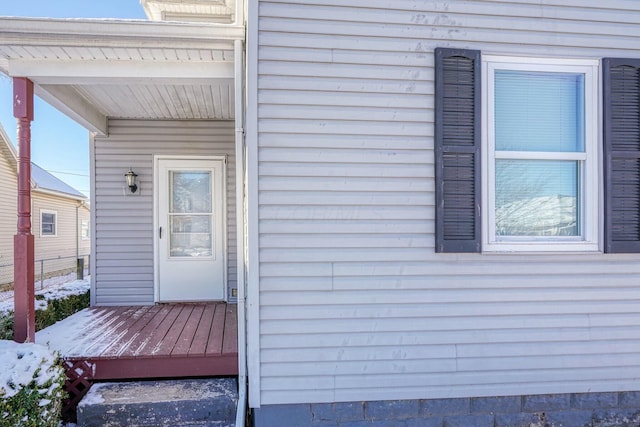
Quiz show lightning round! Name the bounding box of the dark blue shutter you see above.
[434,48,481,253]
[603,58,640,253]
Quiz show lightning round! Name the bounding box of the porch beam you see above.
[8,60,235,83]
[13,77,35,344]
[37,85,108,135]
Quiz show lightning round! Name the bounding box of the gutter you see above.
[31,186,86,202]
[234,38,248,427]
[0,17,245,47]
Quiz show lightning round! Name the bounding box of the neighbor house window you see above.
[482,57,599,252]
[81,220,89,240]
[41,210,57,237]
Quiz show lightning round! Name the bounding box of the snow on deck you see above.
[35,303,238,380]
[35,305,149,357]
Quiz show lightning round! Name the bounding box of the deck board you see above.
[206,303,226,355]
[100,306,160,358]
[188,303,216,357]
[122,305,172,357]
[78,306,135,356]
[172,304,204,356]
[139,305,183,357]
[36,302,238,380]
[222,305,238,355]
[156,305,193,357]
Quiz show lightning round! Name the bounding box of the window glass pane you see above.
[170,171,212,214]
[81,221,89,239]
[495,70,584,152]
[42,213,56,235]
[495,160,578,237]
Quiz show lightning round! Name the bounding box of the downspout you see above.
[234,38,248,427]
[76,202,80,260]
[235,0,245,31]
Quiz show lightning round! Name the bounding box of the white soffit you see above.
[0,17,243,133]
[142,0,236,23]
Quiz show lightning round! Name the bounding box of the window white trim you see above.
[81,220,90,241]
[40,209,58,237]
[481,56,600,252]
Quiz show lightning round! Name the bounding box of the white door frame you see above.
[153,154,228,302]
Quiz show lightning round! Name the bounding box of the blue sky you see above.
[0,1,148,197]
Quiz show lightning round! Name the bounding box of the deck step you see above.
[76,378,238,427]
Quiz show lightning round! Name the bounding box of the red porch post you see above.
[13,77,35,343]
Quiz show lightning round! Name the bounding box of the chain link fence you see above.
[0,254,90,291]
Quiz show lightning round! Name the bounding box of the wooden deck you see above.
[36,302,238,381]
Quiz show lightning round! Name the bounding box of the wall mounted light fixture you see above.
[124,168,138,193]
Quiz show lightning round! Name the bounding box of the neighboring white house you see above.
[0,125,89,287]
[3,1,640,425]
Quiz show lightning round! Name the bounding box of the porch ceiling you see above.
[0,17,242,134]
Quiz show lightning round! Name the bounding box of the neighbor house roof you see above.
[30,163,86,200]
[0,124,16,171]
[0,124,86,201]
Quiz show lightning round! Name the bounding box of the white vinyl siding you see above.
[253,0,640,406]
[32,193,86,280]
[0,139,88,286]
[92,119,237,305]
[0,146,16,285]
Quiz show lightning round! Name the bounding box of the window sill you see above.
[482,242,600,253]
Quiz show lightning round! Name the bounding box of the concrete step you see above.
[77,377,238,427]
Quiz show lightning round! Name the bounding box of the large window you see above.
[41,210,57,237]
[483,57,599,252]
[435,49,640,254]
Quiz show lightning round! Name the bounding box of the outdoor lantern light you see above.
[124,168,138,193]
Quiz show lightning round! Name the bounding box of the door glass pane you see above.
[169,171,214,257]
[495,160,578,237]
[495,70,584,152]
[171,172,212,213]
[170,218,212,257]
[171,216,211,233]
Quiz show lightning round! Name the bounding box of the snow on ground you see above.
[0,340,61,398]
[0,271,88,303]
[1,274,90,427]
[0,277,90,316]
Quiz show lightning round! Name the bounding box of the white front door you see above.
[157,158,225,302]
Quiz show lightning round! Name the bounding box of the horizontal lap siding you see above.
[93,120,236,305]
[32,193,84,278]
[256,0,640,405]
[0,150,16,285]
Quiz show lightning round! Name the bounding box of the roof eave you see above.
[0,125,17,170]
[0,17,244,47]
[33,186,87,202]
